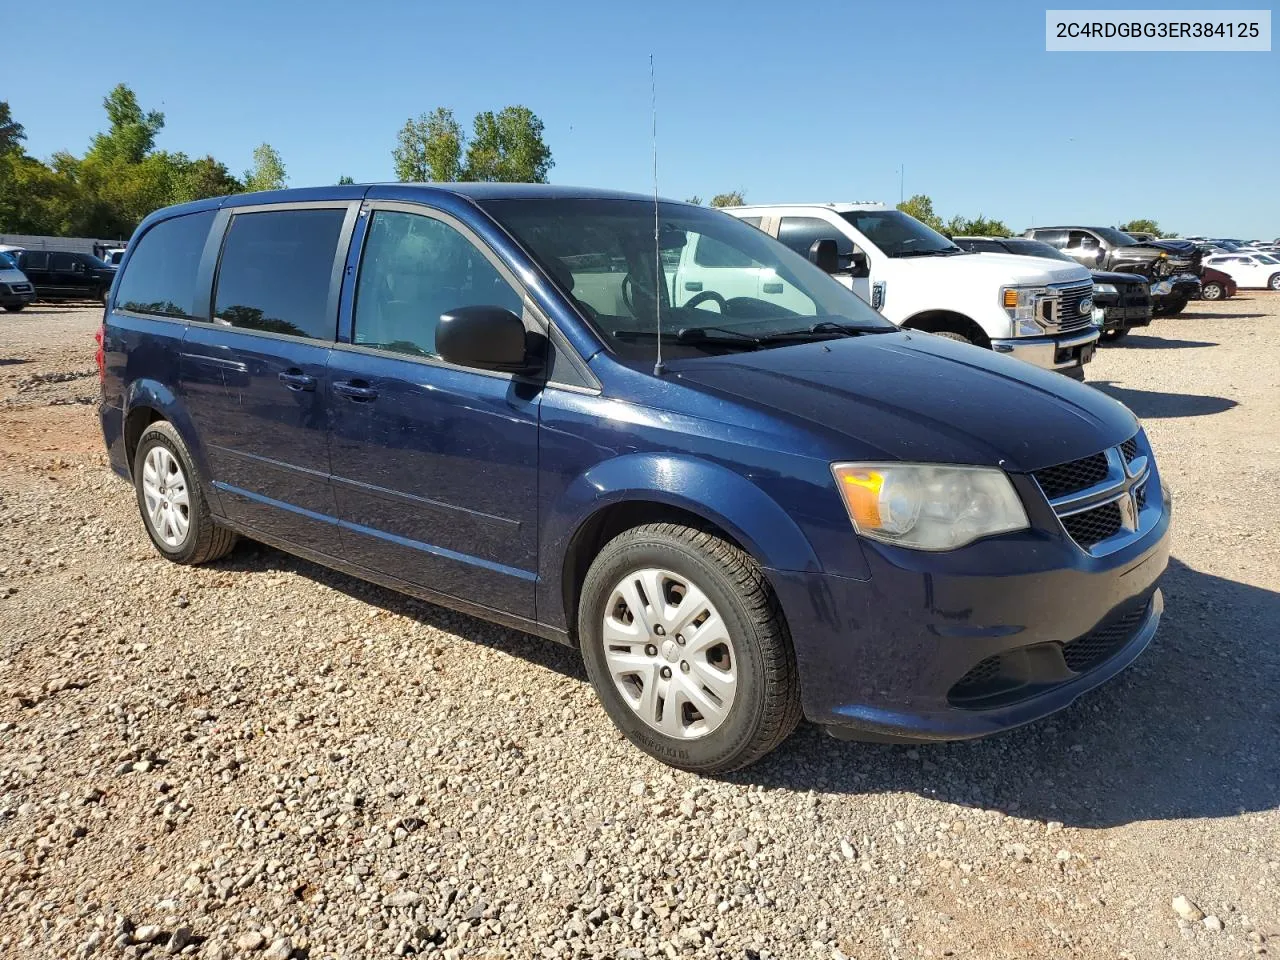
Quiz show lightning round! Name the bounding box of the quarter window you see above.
[115,210,215,318]
[213,208,347,340]
[352,210,523,359]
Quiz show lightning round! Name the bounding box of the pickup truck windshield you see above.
[838,210,962,258]
[0,253,16,270]
[483,198,895,364]
[1092,227,1138,247]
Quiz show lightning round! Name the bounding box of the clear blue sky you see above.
[7,0,1277,238]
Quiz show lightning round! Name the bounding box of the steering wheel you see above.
[621,273,636,312]
[684,290,728,312]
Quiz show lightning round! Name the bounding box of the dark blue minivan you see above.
[99,184,1171,772]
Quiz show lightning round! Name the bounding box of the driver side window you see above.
[1068,230,1098,249]
[353,211,523,359]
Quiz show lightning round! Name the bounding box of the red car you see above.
[1198,266,1237,301]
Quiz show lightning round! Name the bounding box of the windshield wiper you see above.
[892,247,963,258]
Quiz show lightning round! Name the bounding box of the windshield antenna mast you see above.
[650,54,666,377]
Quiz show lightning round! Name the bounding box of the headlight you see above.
[831,463,1029,551]
[1093,282,1118,295]
[999,285,1047,336]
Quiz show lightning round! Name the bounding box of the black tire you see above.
[1269,273,1280,291]
[578,523,801,774]
[1200,282,1224,301]
[931,331,971,344]
[1155,297,1188,316]
[132,421,237,565]
[3,304,25,313]
[1101,327,1129,342]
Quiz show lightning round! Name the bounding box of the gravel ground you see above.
[1,299,1278,960]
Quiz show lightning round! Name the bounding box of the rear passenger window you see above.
[115,211,215,318]
[352,211,523,358]
[213,208,346,339]
[22,252,48,270]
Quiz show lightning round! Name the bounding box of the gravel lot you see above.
[2,299,1278,960]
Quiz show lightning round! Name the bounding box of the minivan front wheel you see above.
[133,421,236,564]
[579,523,800,773]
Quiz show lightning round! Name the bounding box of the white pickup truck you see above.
[674,202,1099,378]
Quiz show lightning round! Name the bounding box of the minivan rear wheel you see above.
[578,523,800,773]
[133,421,237,565]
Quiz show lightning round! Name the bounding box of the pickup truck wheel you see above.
[133,421,237,565]
[2,305,24,313]
[1101,328,1128,342]
[1155,297,1188,316]
[1200,281,1224,301]
[1269,273,1280,291]
[579,523,801,773]
[930,331,971,344]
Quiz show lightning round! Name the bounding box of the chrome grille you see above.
[1034,432,1160,556]
[1040,281,1095,333]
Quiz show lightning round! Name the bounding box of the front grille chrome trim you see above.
[1033,433,1162,557]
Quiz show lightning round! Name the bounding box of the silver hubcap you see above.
[141,446,190,548]
[602,567,737,740]
[1204,285,1221,299]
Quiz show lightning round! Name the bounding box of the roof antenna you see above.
[650,54,666,377]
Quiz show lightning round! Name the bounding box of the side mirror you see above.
[807,238,839,274]
[849,251,870,278]
[436,305,538,374]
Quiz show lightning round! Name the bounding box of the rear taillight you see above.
[94,325,105,383]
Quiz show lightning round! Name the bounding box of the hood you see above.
[0,267,28,284]
[1091,270,1147,284]
[945,251,1091,285]
[673,332,1136,473]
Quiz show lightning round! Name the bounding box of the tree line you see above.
[0,87,288,239]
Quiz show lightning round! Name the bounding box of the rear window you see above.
[213,208,346,339]
[115,211,215,318]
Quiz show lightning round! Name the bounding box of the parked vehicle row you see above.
[98,184,1172,772]
[0,249,117,305]
[1021,226,1202,316]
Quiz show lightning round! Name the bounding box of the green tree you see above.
[0,152,78,234]
[172,155,242,204]
[0,101,25,154]
[88,84,165,165]
[393,107,464,182]
[709,191,745,208]
[243,143,286,192]
[944,213,1010,238]
[337,175,355,185]
[463,106,553,183]
[896,194,945,233]
[685,195,703,205]
[1118,219,1163,237]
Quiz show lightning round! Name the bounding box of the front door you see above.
[327,206,541,618]
[774,215,871,305]
[49,253,91,298]
[179,203,357,554]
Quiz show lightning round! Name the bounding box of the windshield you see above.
[1256,254,1279,264]
[839,210,960,258]
[1092,227,1138,247]
[0,253,16,270]
[1001,238,1077,264]
[482,199,896,364]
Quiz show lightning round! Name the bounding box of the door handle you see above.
[762,282,784,294]
[278,370,317,392]
[684,281,703,291]
[332,380,378,401]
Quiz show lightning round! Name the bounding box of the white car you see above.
[1203,253,1280,290]
[688,202,1099,378]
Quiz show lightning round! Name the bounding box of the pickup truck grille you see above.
[4,282,33,294]
[1033,432,1161,556]
[1039,281,1095,333]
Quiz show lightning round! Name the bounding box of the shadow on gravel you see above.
[219,544,588,683]
[1089,381,1237,419]
[1114,336,1217,350]
[1175,311,1265,320]
[734,557,1280,828]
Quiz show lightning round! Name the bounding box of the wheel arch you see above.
[541,454,830,644]
[900,309,992,348]
[120,380,219,508]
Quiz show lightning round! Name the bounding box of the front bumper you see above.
[990,327,1099,372]
[1151,275,1201,303]
[0,285,36,308]
[1093,294,1153,332]
[766,482,1171,742]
